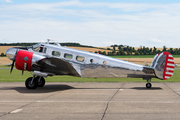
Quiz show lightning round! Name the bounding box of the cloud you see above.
[0,1,180,47]
[151,38,164,43]
[1,2,180,23]
[4,0,13,3]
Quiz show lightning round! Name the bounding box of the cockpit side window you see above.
[39,47,43,52]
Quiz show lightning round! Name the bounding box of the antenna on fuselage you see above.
[47,39,54,44]
[47,39,51,44]
[47,39,61,46]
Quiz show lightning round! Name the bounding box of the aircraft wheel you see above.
[146,83,152,88]
[36,76,45,87]
[25,77,38,89]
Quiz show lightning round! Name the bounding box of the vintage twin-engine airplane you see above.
[6,42,175,89]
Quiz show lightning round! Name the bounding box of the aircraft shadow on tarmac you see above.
[0,84,74,93]
[130,87,162,90]
[0,86,125,93]
[0,85,163,93]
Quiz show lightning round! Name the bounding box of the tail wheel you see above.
[25,77,38,89]
[36,76,45,87]
[146,83,152,88]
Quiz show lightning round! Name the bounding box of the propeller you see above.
[10,49,18,73]
[22,70,24,75]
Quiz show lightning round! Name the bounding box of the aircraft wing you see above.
[33,57,81,77]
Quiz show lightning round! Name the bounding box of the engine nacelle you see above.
[15,50,45,71]
[15,50,33,71]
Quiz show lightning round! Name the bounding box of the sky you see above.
[0,0,180,47]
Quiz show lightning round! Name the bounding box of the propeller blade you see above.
[10,60,15,73]
[22,71,24,75]
[10,48,18,73]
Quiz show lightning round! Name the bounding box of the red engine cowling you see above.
[15,50,33,71]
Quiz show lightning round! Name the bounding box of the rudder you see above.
[150,52,174,80]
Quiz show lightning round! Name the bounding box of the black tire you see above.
[146,83,152,88]
[25,77,38,89]
[36,76,45,87]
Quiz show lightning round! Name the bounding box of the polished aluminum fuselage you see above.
[27,44,154,78]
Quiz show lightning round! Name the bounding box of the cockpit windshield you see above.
[31,44,40,52]
[28,43,46,53]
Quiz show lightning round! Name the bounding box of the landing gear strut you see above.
[146,79,152,88]
[25,76,45,89]
[36,76,45,87]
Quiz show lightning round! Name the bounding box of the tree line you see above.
[0,43,38,46]
[0,42,95,48]
[95,45,180,56]
[0,53,6,57]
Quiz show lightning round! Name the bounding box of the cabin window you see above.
[76,56,85,62]
[52,51,61,57]
[90,59,94,63]
[103,61,107,65]
[64,53,73,59]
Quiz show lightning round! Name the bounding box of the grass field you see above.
[0,67,179,83]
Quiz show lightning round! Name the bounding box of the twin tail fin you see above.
[150,52,174,80]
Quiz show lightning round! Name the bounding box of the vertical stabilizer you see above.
[150,52,174,80]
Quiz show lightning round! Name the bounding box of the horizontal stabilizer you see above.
[143,67,155,74]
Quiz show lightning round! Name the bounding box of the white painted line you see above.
[166,67,174,71]
[165,72,173,75]
[167,63,175,67]
[168,59,174,62]
[10,109,22,114]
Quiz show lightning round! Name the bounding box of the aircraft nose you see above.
[6,47,18,60]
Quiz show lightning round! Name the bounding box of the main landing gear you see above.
[145,79,152,88]
[25,76,45,89]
